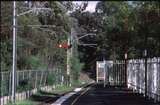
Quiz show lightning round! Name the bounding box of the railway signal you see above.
[57,42,72,49]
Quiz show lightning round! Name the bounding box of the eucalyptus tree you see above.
[95,1,160,59]
[95,1,134,60]
[1,1,73,71]
[128,1,160,58]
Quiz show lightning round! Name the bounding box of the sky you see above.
[73,1,99,12]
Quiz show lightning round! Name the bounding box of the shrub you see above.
[70,56,84,82]
[46,72,56,85]
[26,55,47,70]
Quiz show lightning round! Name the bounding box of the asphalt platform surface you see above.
[62,83,160,105]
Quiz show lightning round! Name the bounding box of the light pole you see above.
[11,1,55,102]
[67,32,71,86]
[11,1,16,102]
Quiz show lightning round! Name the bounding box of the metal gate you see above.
[96,61,106,83]
[96,58,160,102]
[96,60,126,86]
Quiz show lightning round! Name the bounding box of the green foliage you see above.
[70,56,84,81]
[1,1,71,72]
[46,72,56,85]
[35,82,83,96]
[26,56,45,70]
[0,41,12,71]
[0,79,10,96]
[52,85,74,93]
[95,1,160,59]
[7,100,36,105]
[16,83,32,92]
[70,1,160,73]
[1,1,159,79]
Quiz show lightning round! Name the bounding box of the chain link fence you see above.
[0,69,65,105]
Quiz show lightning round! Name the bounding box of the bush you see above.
[70,56,84,82]
[46,72,56,85]
[26,55,47,70]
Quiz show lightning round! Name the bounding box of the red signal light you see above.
[58,44,62,48]
[57,42,72,49]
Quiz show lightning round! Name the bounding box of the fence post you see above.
[9,72,12,102]
[35,71,37,89]
[96,62,98,83]
[103,59,106,87]
[144,50,148,97]
[40,70,43,87]
[125,53,128,87]
[1,73,4,104]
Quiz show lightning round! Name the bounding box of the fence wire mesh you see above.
[0,69,65,105]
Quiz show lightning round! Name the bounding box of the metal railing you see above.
[127,57,160,102]
[104,57,160,102]
[105,60,126,86]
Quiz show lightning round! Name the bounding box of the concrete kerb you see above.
[51,83,94,105]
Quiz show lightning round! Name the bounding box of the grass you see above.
[51,81,86,94]
[34,81,86,96]
[7,82,89,105]
[52,85,74,94]
[34,84,78,96]
[7,99,38,105]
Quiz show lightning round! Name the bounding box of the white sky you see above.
[73,1,99,12]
